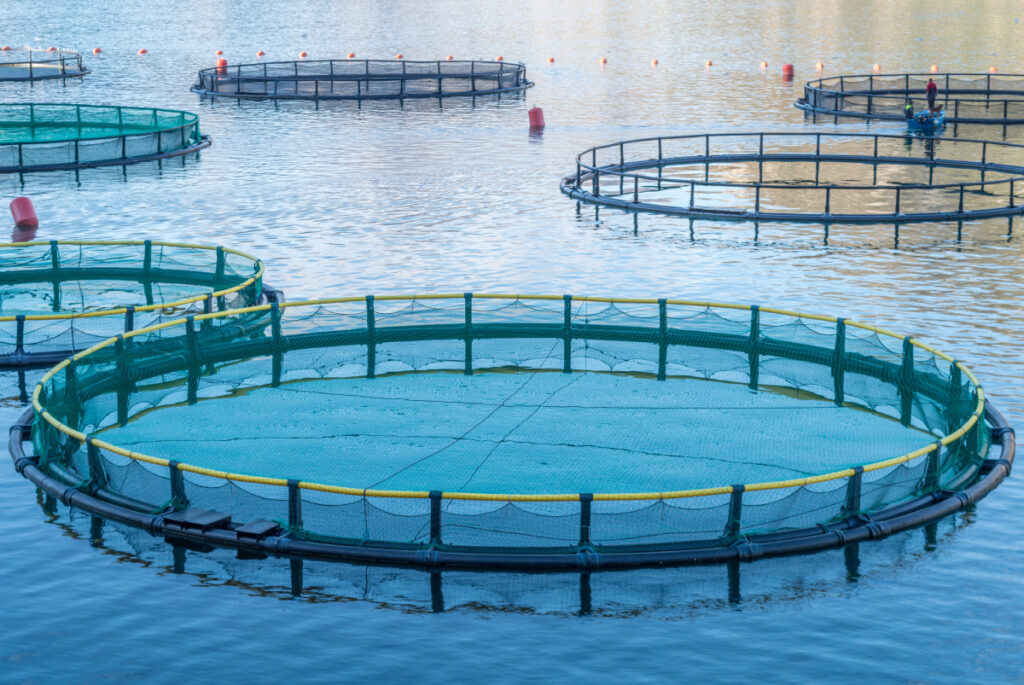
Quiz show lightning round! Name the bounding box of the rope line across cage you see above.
[560,132,1024,224]
[13,294,1014,569]
[191,58,534,101]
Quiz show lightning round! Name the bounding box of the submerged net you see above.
[0,104,204,171]
[0,240,263,364]
[193,59,532,100]
[32,295,989,556]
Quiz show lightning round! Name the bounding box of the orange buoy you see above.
[600,57,607,65]
[256,50,265,58]
[759,60,767,69]
[215,50,223,56]
[651,59,659,66]
[0,47,10,52]
[138,48,148,55]
[704,59,712,67]
[990,66,999,73]
[10,197,38,229]
[815,61,824,71]
[47,47,57,53]
[92,47,102,55]
[216,58,228,75]
[930,64,939,73]
[528,106,545,130]
[495,56,503,61]
[347,52,355,59]
[782,63,794,79]
[872,63,881,72]
[446,55,454,61]
[299,51,308,59]
[547,57,554,64]
[395,53,404,60]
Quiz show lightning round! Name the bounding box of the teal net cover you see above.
[31,295,991,560]
[0,104,206,172]
[0,240,264,365]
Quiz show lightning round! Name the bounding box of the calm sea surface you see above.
[2,1,1023,682]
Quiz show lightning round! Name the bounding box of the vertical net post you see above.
[899,336,914,426]
[747,306,760,390]
[924,442,942,491]
[115,335,130,426]
[657,299,667,381]
[124,305,135,333]
[86,437,108,492]
[464,292,473,376]
[185,315,199,405]
[288,480,303,531]
[841,466,863,519]
[14,315,25,356]
[947,361,964,435]
[201,294,213,333]
[723,485,744,540]
[429,491,443,546]
[215,246,226,282]
[365,295,376,379]
[833,318,846,405]
[49,239,60,274]
[168,460,188,510]
[563,295,573,373]
[578,493,593,547]
[271,301,283,387]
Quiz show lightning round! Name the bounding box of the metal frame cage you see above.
[560,132,1024,224]
[0,46,89,82]
[191,58,533,101]
[12,294,1015,569]
[0,103,211,173]
[796,72,1024,125]
[0,240,270,368]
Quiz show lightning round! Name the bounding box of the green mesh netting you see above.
[32,295,989,553]
[0,240,263,362]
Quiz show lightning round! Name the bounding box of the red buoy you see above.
[0,47,10,52]
[215,49,223,56]
[299,51,308,59]
[347,52,355,59]
[446,55,454,61]
[528,106,545,130]
[92,47,102,54]
[395,53,404,60]
[47,46,57,53]
[216,58,228,75]
[547,57,554,64]
[256,50,265,58]
[782,63,794,80]
[138,48,148,55]
[10,197,38,229]
[495,56,503,62]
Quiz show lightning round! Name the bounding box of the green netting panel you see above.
[0,241,263,362]
[32,296,990,554]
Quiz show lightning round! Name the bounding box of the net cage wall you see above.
[561,132,1024,224]
[797,73,1024,124]
[191,59,533,100]
[0,104,210,173]
[20,294,1014,569]
[0,240,266,367]
[0,47,89,81]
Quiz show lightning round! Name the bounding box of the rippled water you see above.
[2,1,1023,682]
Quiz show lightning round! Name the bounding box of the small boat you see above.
[907,109,947,134]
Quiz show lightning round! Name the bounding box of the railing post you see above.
[271,301,283,387]
[841,467,863,518]
[894,186,901,215]
[748,306,760,389]
[825,187,831,215]
[578,493,593,547]
[899,336,914,426]
[366,295,376,379]
[657,299,667,380]
[288,480,303,530]
[185,316,200,405]
[464,292,473,375]
[168,460,188,510]
[924,442,942,491]
[833,318,846,405]
[723,485,744,540]
[429,491,443,546]
[562,295,573,373]
[958,184,965,213]
[86,437,108,492]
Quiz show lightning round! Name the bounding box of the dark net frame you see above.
[560,132,1024,224]
[191,58,533,100]
[14,294,1014,569]
[0,240,268,368]
[0,46,89,81]
[0,103,210,173]
[797,72,1024,124]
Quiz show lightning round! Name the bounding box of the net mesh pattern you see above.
[32,296,989,555]
[193,59,531,99]
[0,241,263,360]
[0,47,86,81]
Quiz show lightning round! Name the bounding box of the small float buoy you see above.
[815,61,824,71]
[216,58,228,75]
[930,64,938,73]
[651,59,659,66]
[138,48,148,55]
[600,57,607,65]
[759,60,767,69]
[0,47,10,52]
[872,63,881,72]
[347,52,355,59]
[215,50,223,56]
[92,47,102,55]
[47,47,57,53]
[528,106,545,130]
[704,59,712,67]
[299,51,308,59]
[782,63,794,79]
[990,66,999,73]
[256,50,265,58]
[446,55,454,61]
[495,56,503,61]
[395,53,404,60]
[547,57,554,64]
[10,197,38,229]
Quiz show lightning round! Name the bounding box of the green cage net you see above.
[28,294,993,565]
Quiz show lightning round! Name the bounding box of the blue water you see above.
[2,1,1023,682]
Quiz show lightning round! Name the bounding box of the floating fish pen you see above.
[561,132,1024,227]
[12,294,1014,569]
[0,104,211,173]
[0,240,271,368]
[796,72,1024,125]
[0,47,89,82]
[191,58,533,101]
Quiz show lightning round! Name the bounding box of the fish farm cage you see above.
[11,294,1014,569]
[796,72,1024,125]
[560,132,1024,225]
[191,58,533,101]
[0,104,211,173]
[0,47,89,82]
[0,240,272,368]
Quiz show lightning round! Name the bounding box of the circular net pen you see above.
[13,294,1014,569]
[0,104,211,174]
[561,132,1024,226]
[191,59,533,101]
[797,73,1024,126]
[0,240,273,368]
[0,47,89,82]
